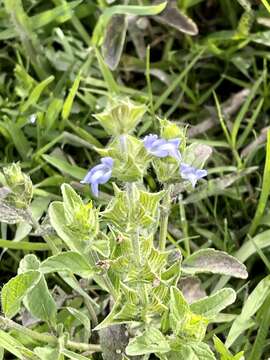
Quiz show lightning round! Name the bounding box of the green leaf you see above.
[34,346,60,360]
[18,255,57,324]
[190,288,236,318]
[169,287,208,341]
[169,286,190,334]
[61,71,81,123]
[24,275,57,324]
[0,330,38,360]
[126,328,170,356]
[40,252,94,278]
[31,1,82,29]
[214,336,244,360]
[66,307,91,342]
[182,249,248,278]
[21,76,54,112]
[226,275,270,348]
[61,349,92,360]
[49,201,80,251]
[167,341,216,360]
[42,154,86,180]
[95,49,119,94]
[1,271,40,318]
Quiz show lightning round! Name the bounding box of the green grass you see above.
[1,0,270,358]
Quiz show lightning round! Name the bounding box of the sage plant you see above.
[0,99,247,360]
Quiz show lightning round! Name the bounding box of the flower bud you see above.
[2,163,33,209]
[93,98,146,136]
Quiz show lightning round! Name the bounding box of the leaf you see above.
[24,276,57,324]
[1,271,40,318]
[40,252,94,278]
[31,1,82,29]
[49,201,80,251]
[61,349,92,360]
[0,330,38,359]
[0,120,31,161]
[92,2,167,45]
[102,14,128,70]
[214,336,244,360]
[95,49,119,94]
[17,255,57,324]
[182,249,248,279]
[0,201,29,224]
[21,76,54,112]
[169,286,190,335]
[167,341,216,360]
[126,328,170,356]
[190,288,236,318]
[66,307,91,342]
[34,346,60,360]
[154,0,198,35]
[42,154,86,180]
[226,275,270,348]
[61,71,81,123]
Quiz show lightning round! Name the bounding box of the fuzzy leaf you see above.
[167,341,216,360]
[24,276,57,324]
[40,252,95,278]
[190,288,236,318]
[126,328,170,356]
[1,271,40,318]
[182,249,248,279]
[0,330,38,360]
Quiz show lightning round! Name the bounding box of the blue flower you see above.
[180,163,207,187]
[81,157,114,197]
[143,134,181,161]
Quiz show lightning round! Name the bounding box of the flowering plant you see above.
[0,99,247,360]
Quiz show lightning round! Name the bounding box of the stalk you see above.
[159,185,172,251]
[0,316,101,353]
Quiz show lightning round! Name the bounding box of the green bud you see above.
[102,184,164,235]
[2,163,33,209]
[151,119,187,183]
[61,184,99,241]
[96,135,150,182]
[94,98,146,136]
[160,118,187,150]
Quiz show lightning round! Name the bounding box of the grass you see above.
[1,0,270,358]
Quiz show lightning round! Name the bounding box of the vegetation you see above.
[0,0,270,359]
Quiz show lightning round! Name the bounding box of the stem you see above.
[127,183,141,264]
[159,185,172,251]
[178,195,190,256]
[0,239,50,251]
[89,250,118,300]
[0,316,101,353]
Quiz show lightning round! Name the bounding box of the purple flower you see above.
[143,134,181,161]
[81,157,114,197]
[180,163,207,187]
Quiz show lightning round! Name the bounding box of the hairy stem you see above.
[159,185,172,251]
[0,316,101,353]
